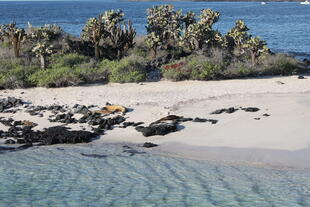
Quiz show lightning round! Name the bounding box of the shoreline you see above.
[1,75,310,169]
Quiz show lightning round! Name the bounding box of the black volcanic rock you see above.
[211,107,238,114]
[135,122,177,137]
[142,142,158,148]
[0,97,23,112]
[241,107,260,112]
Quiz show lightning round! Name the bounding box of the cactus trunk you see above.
[40,55,46,69]
[94,43,100,59]
[12,38,20,57]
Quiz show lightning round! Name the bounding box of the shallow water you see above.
[0,143,309,207]
[0,1,310,57]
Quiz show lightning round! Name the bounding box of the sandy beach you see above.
[1,75,310,169]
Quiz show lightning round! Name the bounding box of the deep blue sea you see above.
[0,1,310,58]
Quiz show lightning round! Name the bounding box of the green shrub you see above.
[51,53,91,68]
[262,54,303,75]
[102,55,147,83]
[74,62,108,82]
[0,64,38,89]
[223,61,254,78]
[28,67,80,87]
[161,55,224,81]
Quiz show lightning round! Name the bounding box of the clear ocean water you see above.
[0,1,309,58]
[0,143,309,207]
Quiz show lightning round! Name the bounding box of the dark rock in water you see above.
[142,142,158,148]
[303,59,310,65]
[263,113,271,117]
[241,107,260,112]
[211,107,238,114]
[135,122,177,137]
[123,149,146,156]
[0,97,23,112]
[4,139,16,144]
[254,118,261,120]
[298,75,305,79]
[80,153,107,159]
[17,143,33,150]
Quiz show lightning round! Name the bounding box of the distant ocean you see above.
[0,1,310,58]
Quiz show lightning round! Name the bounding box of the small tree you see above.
[32,42,53,69]
[0,23,26,57]
[29,24,62,69]
[243,36,268,66]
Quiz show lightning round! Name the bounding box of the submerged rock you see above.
[142,142,158,148]
[80,153,107,159]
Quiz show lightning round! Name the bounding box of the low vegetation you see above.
[0,5,307,89]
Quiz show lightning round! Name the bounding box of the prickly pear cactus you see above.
[243,36,269,65]
[146,4,183,57]
[181,9,222,52]
[0,22,27,57]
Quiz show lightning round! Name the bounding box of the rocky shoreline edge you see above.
[0,96,264,153]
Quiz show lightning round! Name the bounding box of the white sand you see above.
[1,75,310,168]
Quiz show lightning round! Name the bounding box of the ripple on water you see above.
[0,144,309,207]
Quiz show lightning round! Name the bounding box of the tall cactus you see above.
[82,10,133,60]
[146,4,183,58]
[243,36,269,66]
[181,9,222,51]
[29,24,62,69]
[224,20,250,56]
[0,23,26,57]
[82,17,107,59]
[109,21,136,60]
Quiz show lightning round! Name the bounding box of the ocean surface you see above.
[0,143,309,207]
[0,1,310,58]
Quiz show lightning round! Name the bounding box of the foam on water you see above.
[0,143,309,207]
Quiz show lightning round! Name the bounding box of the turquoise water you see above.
[0,1,310,57]
[0,143,309,206]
